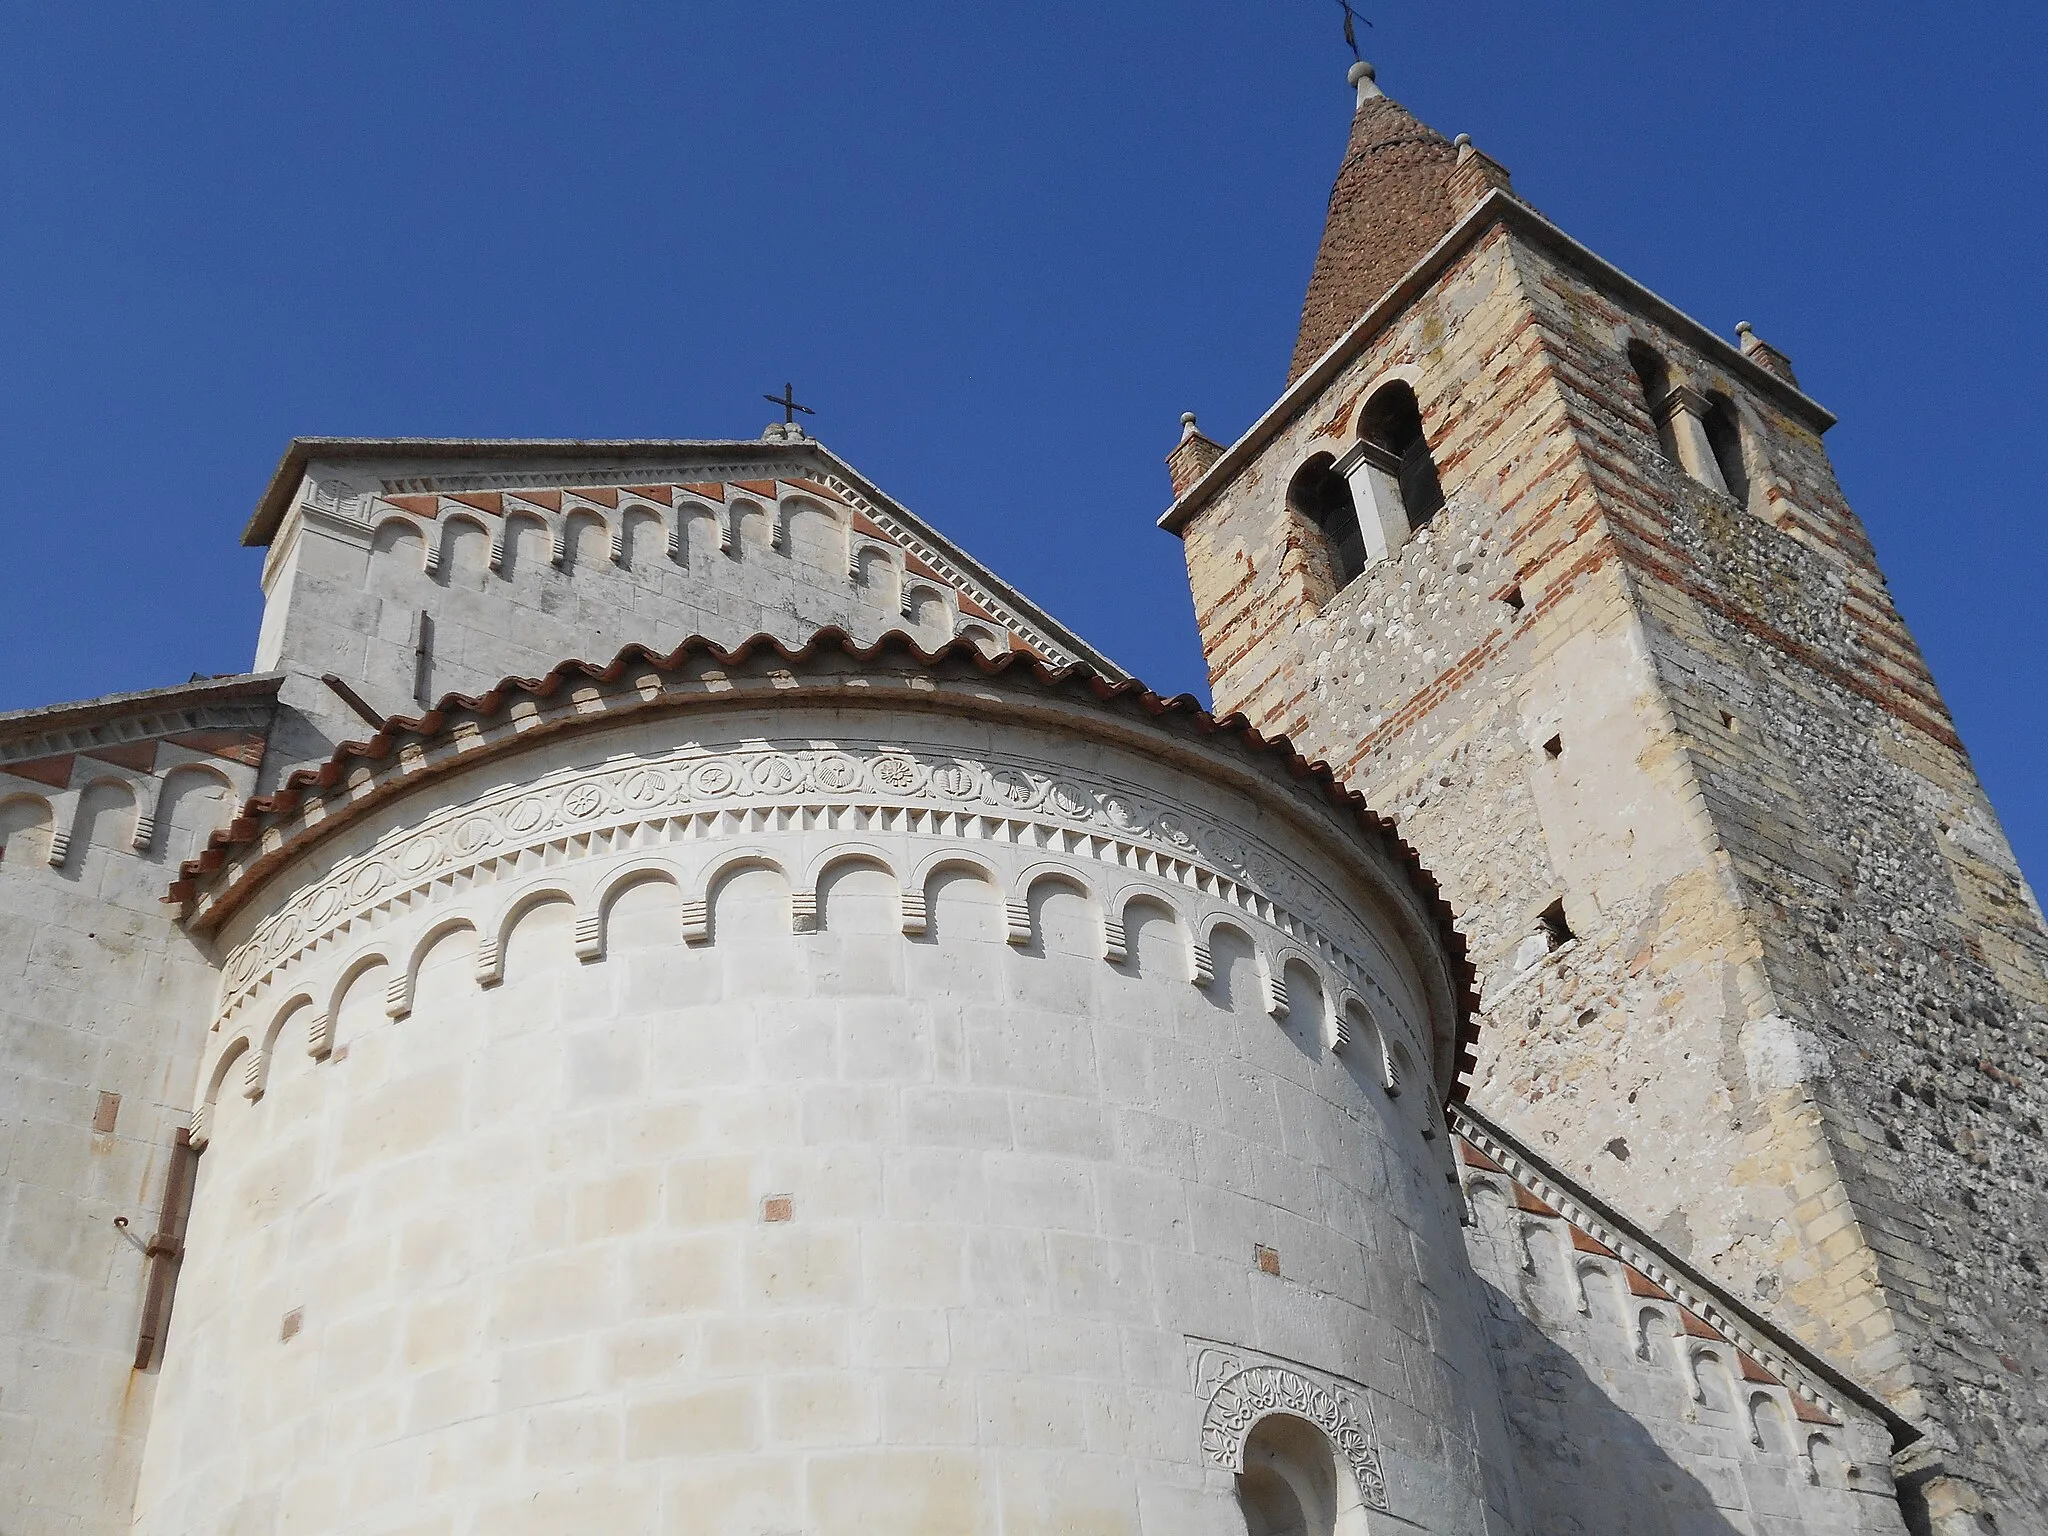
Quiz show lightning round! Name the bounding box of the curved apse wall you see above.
[134,698,1511,1536]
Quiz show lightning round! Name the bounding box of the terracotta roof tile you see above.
[1738,1350,1781,1385]
[1794,1395,1841,1426]
[788,478,848,505]
[1625,1266,1672,1301]
[1569,1226,1617,1258]
[166,730,266,766]
[1457,1139,1507,1174]
[168,628,1480,1095]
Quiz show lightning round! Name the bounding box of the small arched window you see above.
[1238,1413,1362,1536]
[1357,383,1443,531]
[1287,454,1367,590]
[1702,392,1751,507]
[1626,341,1679,461]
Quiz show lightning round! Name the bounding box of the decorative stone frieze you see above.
[209,738,1421,1038]
[1190,1340,1392,1513]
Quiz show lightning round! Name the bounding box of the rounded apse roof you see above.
[172,628,1480,1098]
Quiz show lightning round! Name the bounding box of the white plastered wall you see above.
[132,706,1520,1536]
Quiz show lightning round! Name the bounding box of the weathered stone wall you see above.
[131,692,1521,1534]
[1173,226,1820,1353]
[1170,211,2048,1529]
[1511,235,2048,1529]
[0,687,268,1536]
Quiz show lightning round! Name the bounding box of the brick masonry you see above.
[1169,126,2046,1531]
[1288,85,1461,385]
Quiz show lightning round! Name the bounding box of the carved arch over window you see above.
[1236,1413,1373,1536]
[1198,1359,1389,1523]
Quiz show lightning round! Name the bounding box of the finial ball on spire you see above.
[1348,59,1383,107]
[1181,411,1199,429]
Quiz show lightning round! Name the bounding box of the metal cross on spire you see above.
[763,382,815,426]
[1332,0,1371,59]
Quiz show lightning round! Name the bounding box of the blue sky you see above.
[0,3,2040,884]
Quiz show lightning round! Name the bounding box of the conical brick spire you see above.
[1288,62,1461,383]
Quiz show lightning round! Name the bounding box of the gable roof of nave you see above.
[246,435,1127,680]
[167,626,1483,1100]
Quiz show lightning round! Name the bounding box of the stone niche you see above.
[135,646,1511,1536]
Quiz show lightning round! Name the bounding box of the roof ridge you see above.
[247,438,1131,681]
[0,673,284,761]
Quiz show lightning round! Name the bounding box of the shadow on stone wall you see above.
[1477,1274,1760,1536]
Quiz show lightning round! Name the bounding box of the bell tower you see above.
[1164,60,2048,1535]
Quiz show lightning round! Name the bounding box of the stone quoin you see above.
[1,53,2039,1536]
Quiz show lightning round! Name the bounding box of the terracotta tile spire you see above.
[1288,62,1461,383]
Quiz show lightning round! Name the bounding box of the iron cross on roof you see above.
[764,382,814,425]
[1333,0,1370,58]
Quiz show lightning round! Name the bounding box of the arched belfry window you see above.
[1627,341,1680,461]
[1621,339,1765,511]
[1325,380,1444,580]
[1236,1414,1369,1536]
[1357,382,1443,531]
[1287,454,1368,591]
[1702,392,1751,508]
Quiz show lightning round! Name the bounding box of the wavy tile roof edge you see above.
[167,627,1481,1097]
